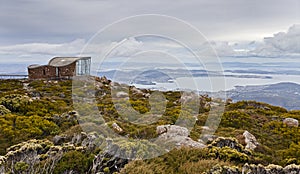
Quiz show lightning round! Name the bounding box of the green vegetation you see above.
[14,161,29,173]
[120,147,233,174]
[0,79,299,173]
[0,114,59,154]
[0,79,73,155]
[53,150,94,174]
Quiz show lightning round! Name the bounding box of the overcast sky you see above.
[1,0,299,44]
[0,0,299,64]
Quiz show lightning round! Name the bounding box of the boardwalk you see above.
[0,74,28,79]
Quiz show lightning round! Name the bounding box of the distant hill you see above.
[225,82,300,110]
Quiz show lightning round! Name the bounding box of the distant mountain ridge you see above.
[225,82,300,110]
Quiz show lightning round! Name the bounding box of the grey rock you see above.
[156,125,206,149]
[112,123,123,132]
[283,118,299,127]
[53,135,66,145]
[156,125,189,137]
[71,132,88,145]
[242,163,300,174]
[115,91,129,98]
[209,164,241,174]
[200,134,218,143]
[0,105,10,115]
[283,164,300,173]
[243,131,259,150]
[209,137,245,153]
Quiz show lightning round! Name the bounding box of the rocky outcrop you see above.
[0,132,107,174]
[0,104,10,115]
[243,131,259,150]
[0,139,54,173]
[207,137,251,163]
[53,135,66,145]
[156,125,206,149]
[209,137,245,153]
[0,156,5,174]
[206,163,300,174]
[156,124,189,137]
[91,149,128,174]
[71,132,88,145]
[200,134,218,143]
[242,163,300,174]
[283,118,299,127]
[208,164,241,174]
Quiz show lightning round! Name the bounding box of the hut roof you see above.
[48,57,90,67]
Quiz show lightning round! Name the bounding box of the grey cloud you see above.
[0,0,299,45]
[0,0,298,64]
[249,24,300,57]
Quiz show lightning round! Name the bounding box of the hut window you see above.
[56,67,59,77]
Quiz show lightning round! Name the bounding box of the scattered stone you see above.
[0,156,6,166]
[178,92,199,104]
[95,81,103,89]
[209,137,244,153]
[0,157,5,174]
[209,164,241,174]
[201,126,211,131]
[3,139,53,173]
[95,76,110,84]
[92,150,128,174]
[242,163,300,174]
[59,93,66,98]
[210,102,220,107]
[29,91,41,98]
[53,135,66,145]
[156,125,168,135]
[68,110,78,115]
[131,87,143,95]
[283,118,299,127]
[200,134,217,143]
[112,123,123,132]
[71,132,88,145]
[226,98,233,104]
[0,105,10,115]
[116,91,129,98]
[175,137,206,148]
[243,131,259,150]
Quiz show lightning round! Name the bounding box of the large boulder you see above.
[156,125,189,137]
[243,131,259,150]
[283,118,299,127]
[156,125,205,149]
